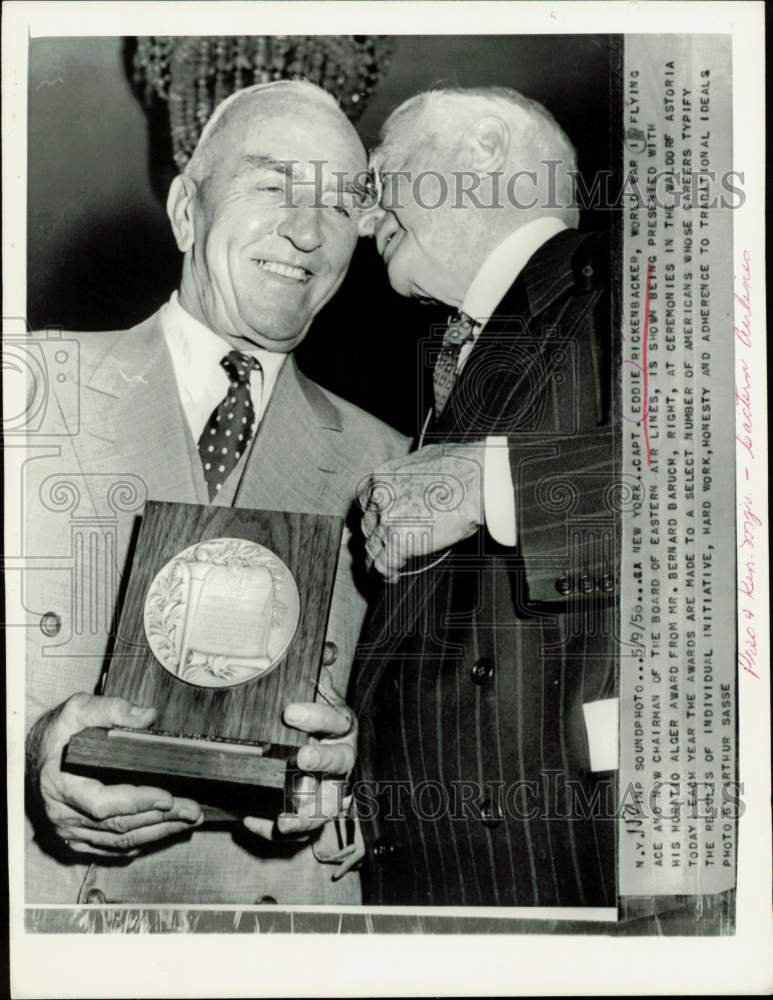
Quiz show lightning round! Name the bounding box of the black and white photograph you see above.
[3,2,770,997]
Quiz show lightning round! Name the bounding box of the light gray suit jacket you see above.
[22,308,407,905]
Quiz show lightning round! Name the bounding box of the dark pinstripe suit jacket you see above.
[350,228,620,907]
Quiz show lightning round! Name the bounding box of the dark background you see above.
[28,35,616,435]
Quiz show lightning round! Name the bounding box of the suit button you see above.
[599,573,614,593]
[582,264,594,278]
[555,576,573,596]
[256,895,277,904]
[478,797,503,828]
[83,888,107,904]
[40,611,61,637]
[372,838,400,862]
[579,575,594,594]
[471,657,495,685]
[322,641,338,666]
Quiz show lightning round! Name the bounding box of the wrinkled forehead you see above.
[369,120,441,211]
[371,103,433,172]
[216,94,366,180]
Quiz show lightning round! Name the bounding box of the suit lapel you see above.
[80,310,201,505]
[520,226,578,314]
[79,317,357,517]
[430,228,583,442]
[234,355,356,515]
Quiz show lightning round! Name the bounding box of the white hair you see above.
[373,86,579,225]
[185,79,341,185]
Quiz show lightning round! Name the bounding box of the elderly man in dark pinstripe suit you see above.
[351,87,619,907]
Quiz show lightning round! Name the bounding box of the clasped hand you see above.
[357,442,485,582]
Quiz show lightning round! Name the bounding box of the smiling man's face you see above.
[373,188,457,304]
[174,94,366,353]
[368,164,480,309]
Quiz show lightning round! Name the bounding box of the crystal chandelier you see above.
[133,36,395,170]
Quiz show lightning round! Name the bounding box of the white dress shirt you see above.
[161,291,286,443]
[460,217,568,546]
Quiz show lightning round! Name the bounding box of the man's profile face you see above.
[370,166,464,307]
[186,99,366,352]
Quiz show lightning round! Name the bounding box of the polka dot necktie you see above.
[432,310,476,417]
[197,350,261,500]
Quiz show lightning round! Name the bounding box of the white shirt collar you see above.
[462,217,568,325]
[161,291,287,442]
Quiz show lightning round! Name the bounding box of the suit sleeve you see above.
[507,428,619,604]
[504,231,618,605]
[20,344,113,732]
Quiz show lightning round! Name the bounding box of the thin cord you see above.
[390,406,452,579]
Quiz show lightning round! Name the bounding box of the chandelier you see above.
[133,36,395,170]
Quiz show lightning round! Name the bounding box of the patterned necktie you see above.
[197,350,261,500]
[432,310,476,417]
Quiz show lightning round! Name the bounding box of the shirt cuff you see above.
[483,436,516,546]
[582,699,620,771]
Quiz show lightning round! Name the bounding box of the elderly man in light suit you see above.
[23,80,406,905]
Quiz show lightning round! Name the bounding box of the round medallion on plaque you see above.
[143,537,300,688]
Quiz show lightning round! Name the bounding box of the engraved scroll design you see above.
[144,538,299,688]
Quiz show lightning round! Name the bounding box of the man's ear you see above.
[462,115,510,173]
[357,203,385,238]
[166,174,197,252]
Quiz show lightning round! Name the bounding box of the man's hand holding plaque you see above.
[244,667,357,841]
[27,693,203,856]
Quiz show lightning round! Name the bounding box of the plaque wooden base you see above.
[63,500,343,818]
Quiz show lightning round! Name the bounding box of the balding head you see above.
[373,86,578,227]
[186,80,365,196]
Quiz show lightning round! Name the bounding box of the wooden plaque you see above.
[64,500,343,811]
